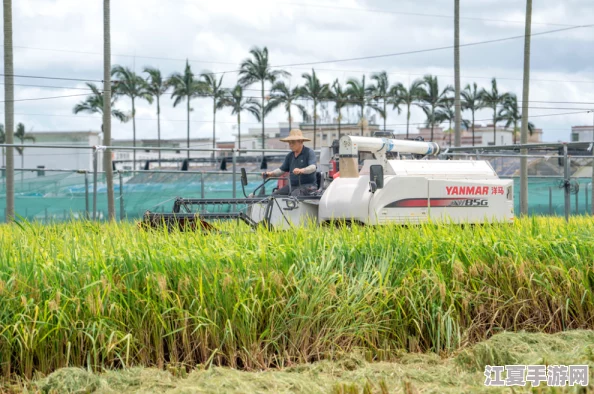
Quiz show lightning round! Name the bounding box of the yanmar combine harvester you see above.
[141,136,514,231]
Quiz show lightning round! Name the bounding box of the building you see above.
[242,119,387,150]
[238,123,290,151]
[571,126,594,142]
[112,137,214,169]
[299,121,387,148]
[1,131,102,173]
[394,124,543,147]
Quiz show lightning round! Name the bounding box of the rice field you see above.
[0,217,593,383]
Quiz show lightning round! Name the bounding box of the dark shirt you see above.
[279,146,317,186]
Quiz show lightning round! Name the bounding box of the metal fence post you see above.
[232,149,237,199]
[587,183,590,215]
[84,172,90,220]
[93,148,98,221]
[563,145,570,222]
[201,171,205,199]
[119,171,124,221]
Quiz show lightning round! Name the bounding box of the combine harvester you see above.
[141,136,514,230]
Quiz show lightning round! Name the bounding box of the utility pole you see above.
[3,0,15,222]
[454,0,461,148]
[591,110,594,215]
[103,0,116,221]
[520,0,532,216]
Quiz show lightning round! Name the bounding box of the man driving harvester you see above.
[263,129,317,196]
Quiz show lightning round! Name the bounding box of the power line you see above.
[172,0,580,28]
[269,24,594,69]
[5,23,592,84]
[2,109,589,128]
[0,93,91,103]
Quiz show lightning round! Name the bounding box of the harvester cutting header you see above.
[142,133,513,231]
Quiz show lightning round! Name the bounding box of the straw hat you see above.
[280,129,311,142]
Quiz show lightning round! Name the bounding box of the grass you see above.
[0,217,593,380]
[3,330,593,393]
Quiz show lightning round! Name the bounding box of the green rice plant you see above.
[0,217,593,378]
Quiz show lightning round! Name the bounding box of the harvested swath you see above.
[0,217,592,378]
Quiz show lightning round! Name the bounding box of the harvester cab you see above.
[140,135,514,231]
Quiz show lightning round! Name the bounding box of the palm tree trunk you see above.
[261,80,265,152]
[186,96,190,161]
[454,0,461,147]
[212,97,216,150]
[338,109,342,140]
[157,95,161,168]
[288,105,292,130]
[313,99,317,149]
[3,0,15,222]
[406,104,411,139]
[383,99,386,131]
[132,97,136,170]
[360,104,364,135]
[430,105,435,141]
[472,111,475,146]
[493,106,497,145]
[520,0,532,215]
[237,112,241,157]
[103,0,115,221]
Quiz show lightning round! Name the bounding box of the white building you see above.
[1,131,102,172]
[238,123,289,151]
[571,126,594,142]
[112,137,214,169]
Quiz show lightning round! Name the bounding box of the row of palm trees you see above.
[74,47,535,165]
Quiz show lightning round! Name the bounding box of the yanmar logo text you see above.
[446,186,504,195]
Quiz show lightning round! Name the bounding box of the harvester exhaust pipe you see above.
[338,136,440,178]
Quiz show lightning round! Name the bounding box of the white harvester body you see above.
[247,136,514,228]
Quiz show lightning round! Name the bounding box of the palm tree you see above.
[221,85,261,154]
[461,82,483,146]
[370,71,396,131]
[111,65,153,170]
[265,81,306,130]
[299,69,330,148]
[14,123,34,183]
[346,75,374,135]
[200,72,227,150]
[168,60,204,160]
[391,79,424,139]
[4,0,15,221]
[499,94,534,144]
[419,75,453,142]
[480,78,509,145]
[238,47,290,150]
[436,102,469,146]
[73,83,128,124]
[144,67,168,167]
[329,79,348,140]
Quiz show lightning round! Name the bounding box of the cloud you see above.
[0,0,592,144]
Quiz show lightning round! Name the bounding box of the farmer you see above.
[263,129,317,196]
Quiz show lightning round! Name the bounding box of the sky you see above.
[1,0,594,147]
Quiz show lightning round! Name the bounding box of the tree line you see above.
[74,46,535,165]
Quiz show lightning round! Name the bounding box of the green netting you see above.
[1,170,592,222]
